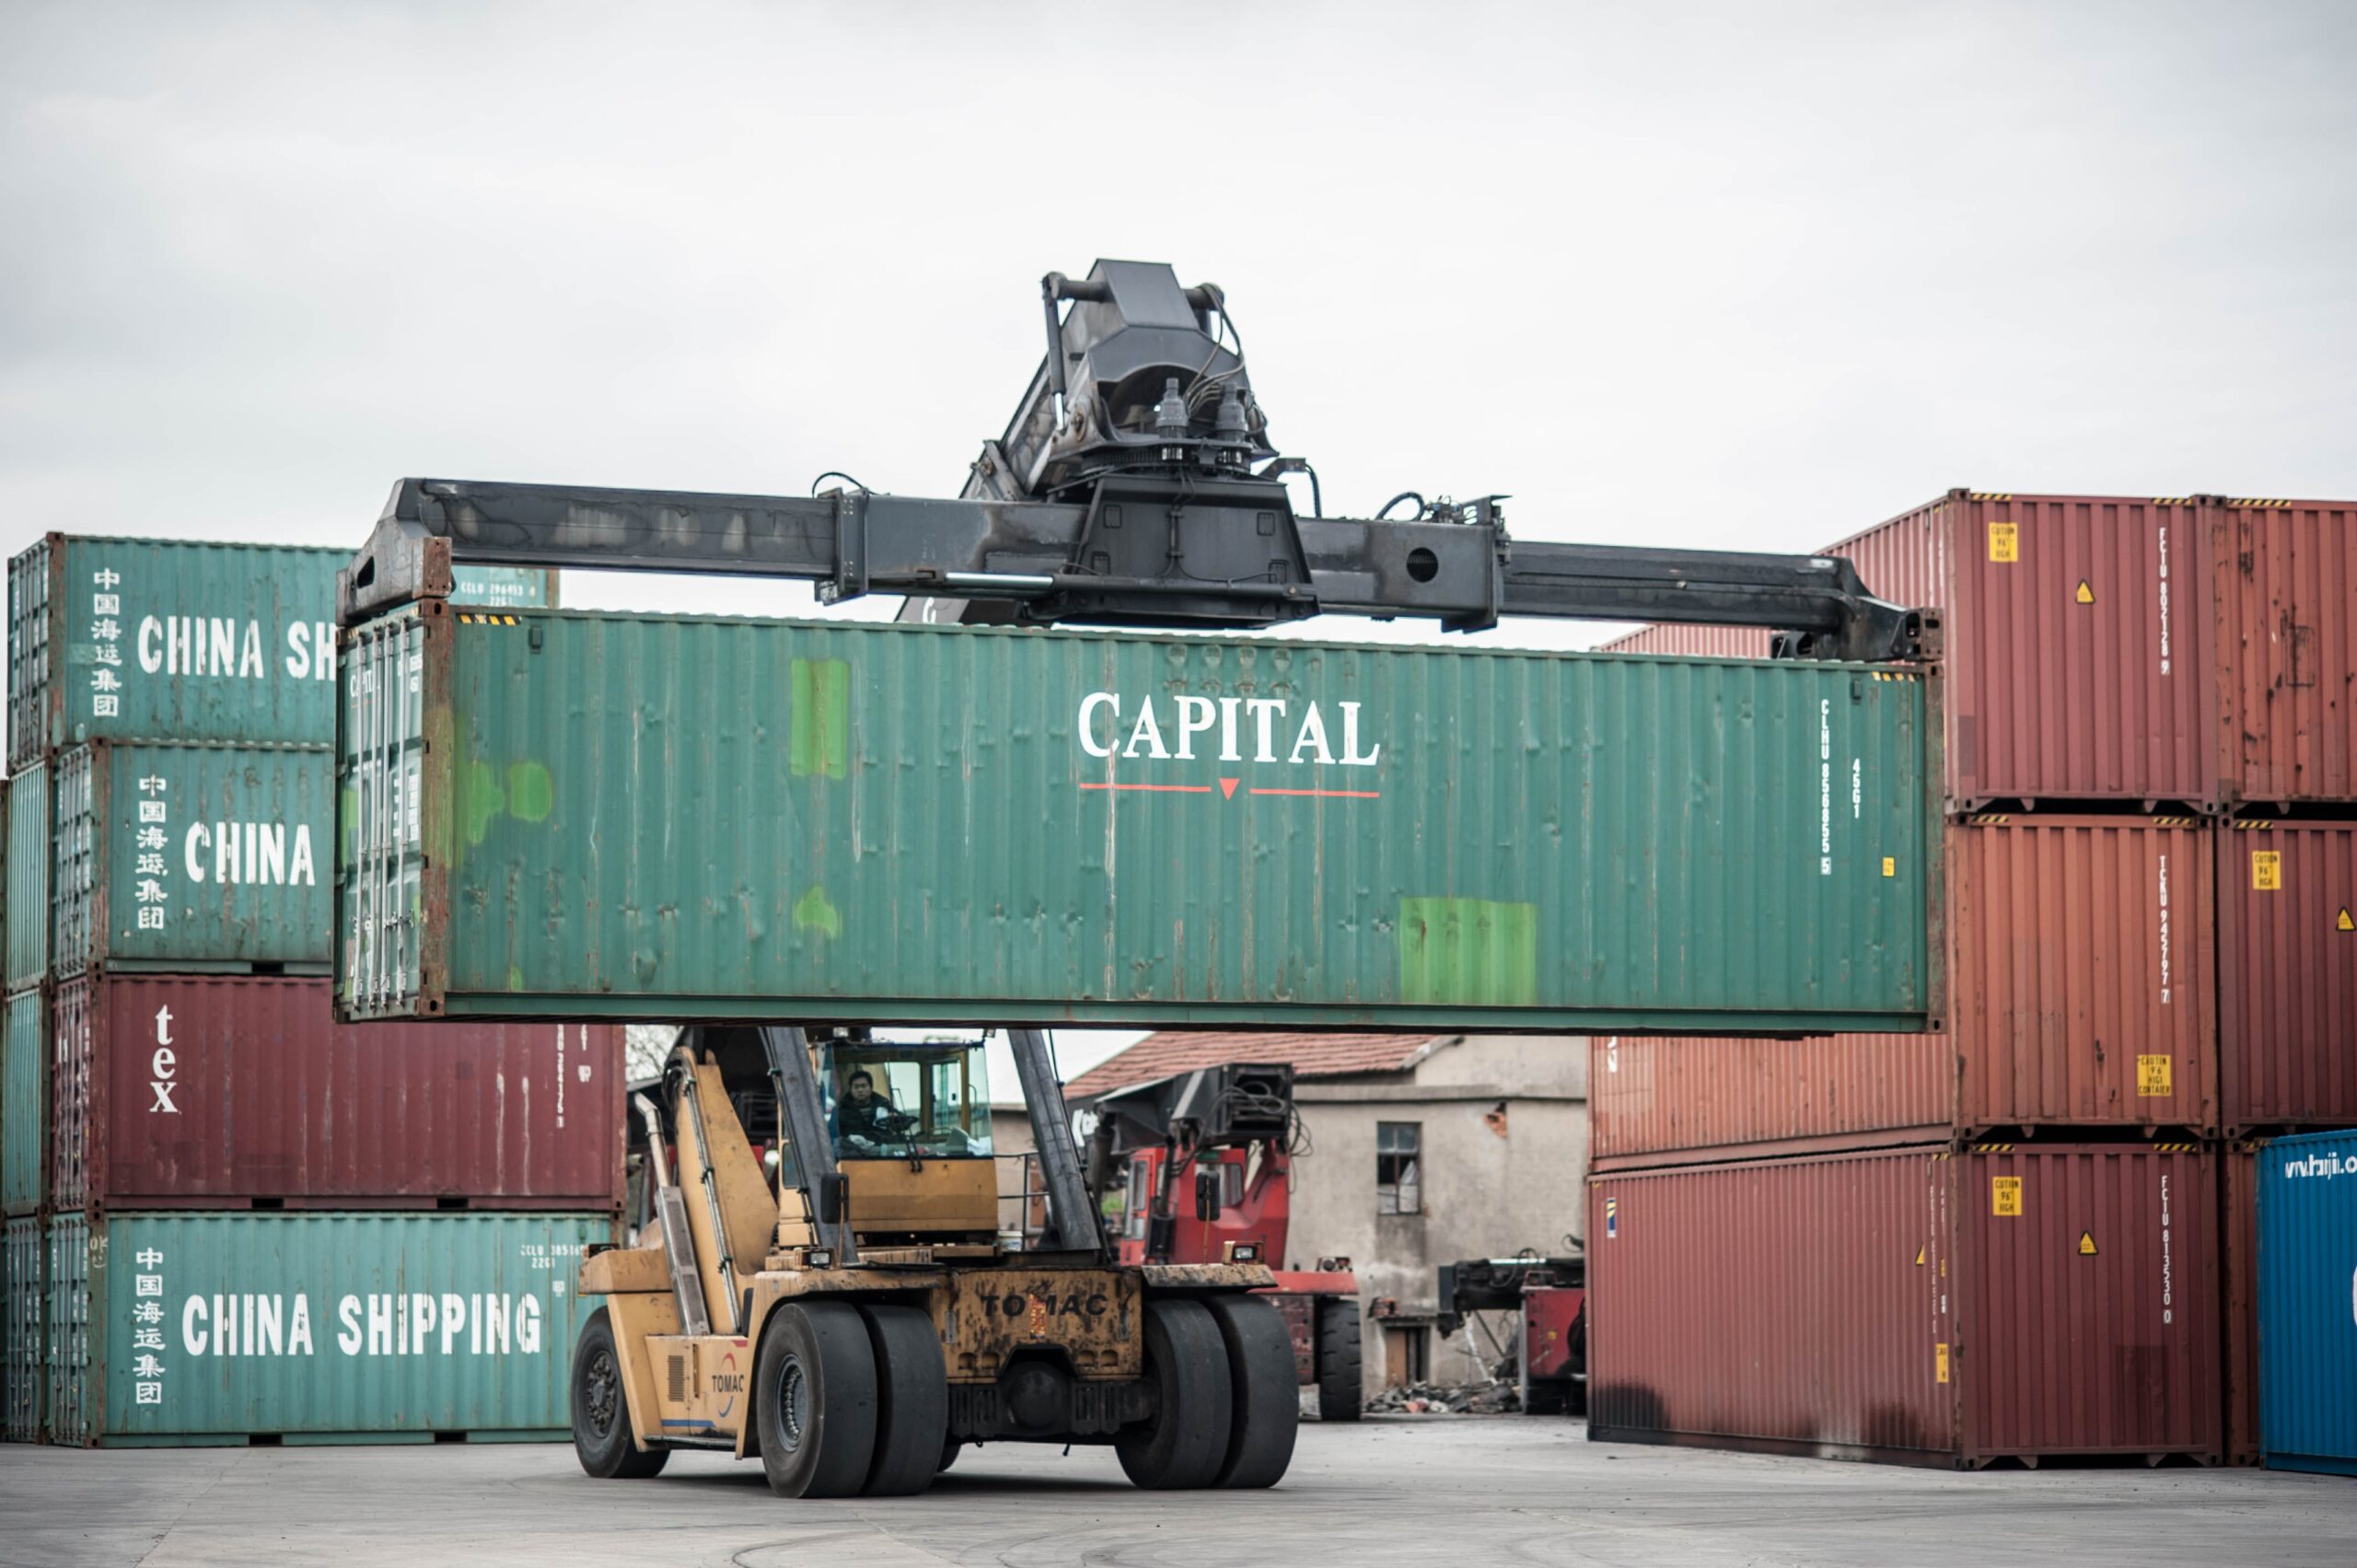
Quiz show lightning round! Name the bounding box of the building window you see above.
[1376,1121,1422,1214]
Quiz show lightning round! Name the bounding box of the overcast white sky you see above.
[6,1,2353,1081]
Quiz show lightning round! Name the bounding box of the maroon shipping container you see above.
[1593,622,1773,659]
[2221,1140,2259,1465]
[1589,1033,1951,1162]
[1587,1142,2223,1466]
[2212,499,2357,807]
[1830,492,2217,811]
[1587,816,2217,1161]
[2216,820,2357,1131]
[48,975,623,1211]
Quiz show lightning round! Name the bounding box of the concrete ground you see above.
[3,1419,2351,1567]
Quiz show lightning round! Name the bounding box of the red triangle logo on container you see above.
[1219,778,1240,799]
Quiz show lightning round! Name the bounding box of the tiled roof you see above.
[1062,1031,1452,1102]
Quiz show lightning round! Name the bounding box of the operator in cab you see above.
[831,1067,914,1152]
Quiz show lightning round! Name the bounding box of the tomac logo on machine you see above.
[1074,691,1383,800]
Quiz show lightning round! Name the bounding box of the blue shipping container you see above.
[2258,1128,2357,1475]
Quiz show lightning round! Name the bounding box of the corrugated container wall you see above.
[340,608,1937,1031]
[1833,493,2216,811]
[3,1214,41,1440]
[3,987,46,1214]
[48,975,623,1211]
[1589,1033,1951,1162]
[6,761,46,988]
[2257,1130,2357,1474]
[2222,1141,2259,1465]
[2216,821,2357,1131]
[52,741,331,976]
[45,1210,608,1446]
[1593,623,1773,659]
[1586,816,2216,1161]
[2212,500,2357,807]
[1587,1143,2221,1465]
[1945,815,2215,1133]
[6,536,555,768]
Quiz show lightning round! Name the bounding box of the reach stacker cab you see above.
[571,1025,1298,1495]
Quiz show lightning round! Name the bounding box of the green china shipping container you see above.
[340,606,1940,1030]
[53,741,332,977]
[44,1210,608,1446]
[3,988,45,1215]
[4,1214,41,1440]
[8,536,553,768]
[6,761,44,988]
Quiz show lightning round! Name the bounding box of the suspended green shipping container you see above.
[3,1214,41,1441]
[3,988,45,1216]
[44,1210,609,1446]
[8,536,553,768]
[339,607,1939,1030]
[53,741,332,977]
[5,761,45,989]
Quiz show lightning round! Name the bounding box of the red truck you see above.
[1080,1062,1363,1420]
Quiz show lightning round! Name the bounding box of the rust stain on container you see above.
[46,975,622,1211]
[2216,820,2357,1130]
[2212,500,2357,807]
[1587,1142,2223,1466]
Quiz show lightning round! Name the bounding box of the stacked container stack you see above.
[1587,490,2355,1467]
[1,536,624,1447]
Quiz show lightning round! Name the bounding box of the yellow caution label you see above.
[2074,579,2096,605]
[1914,1243,1926,1267]
[1935,1342,1951,1384]
[1991,1176,2023,1217]
[1882,856,1897,878]
[2137,1054,2174,1097]
[2078,1230,2098,1257]
[1988,522,2018,563]
[2339,907,2354,933]
[2252,850,2282,891]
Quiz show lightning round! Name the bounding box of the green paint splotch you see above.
[790,657,851,780]
[506,761,554,822]
[792,885,842,939]
[460,761,506,846]
[1399,897,1539,1007]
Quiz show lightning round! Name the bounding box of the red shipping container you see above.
[48,975,622,1211]
[2212,499,2357,808]
[2216,820,2357,1131]
[1586,1142,2223,1466]
[2221,1140,2259,1465]
[1587,815,2218,1161]
[1593,622,1773,659]
[1589,1032,1952,1162]
[1830,492,2218,811]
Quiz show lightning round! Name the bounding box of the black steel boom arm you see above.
[343,475,1922,661]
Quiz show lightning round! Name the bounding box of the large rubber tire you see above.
[859,1304,949,1496]
[1115,1299,1235,1490]
[572,1307,669,1479]
[1315,1298,1363,1422]
[756,1301,879,1498]
[1205,1295,1300,1488]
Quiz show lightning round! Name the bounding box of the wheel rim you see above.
[584,1347,619,1435]
[776,1353,809,1452]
